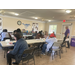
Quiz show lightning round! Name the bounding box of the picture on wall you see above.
[32,23,38,32]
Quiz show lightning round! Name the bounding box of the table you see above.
[70,38,75,47]
[0,39,46,58]
[0,38,63,58]
[0,39,46,47]
[0,38,63,47]
[23,35,32,37]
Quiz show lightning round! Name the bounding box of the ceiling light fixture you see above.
[66,10,72,13]
[35,17,38,19]
[15,13,19,16]
[48,20,51,22]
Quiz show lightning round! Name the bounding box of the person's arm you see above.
[9,44,20,55]
[46,37,51,43]
[8,33,11,38]
[62,33,65,34]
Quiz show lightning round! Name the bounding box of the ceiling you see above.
[0,9,75,22]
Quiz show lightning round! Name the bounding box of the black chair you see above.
[58,40,67,53]
[32,42,44,58]
[59,41,67,53]
[3,37,11,41]
[26,36,33,39]
[21,47,35,65]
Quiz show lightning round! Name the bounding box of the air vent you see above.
[20,11,36,16]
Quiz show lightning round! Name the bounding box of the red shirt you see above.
[50,33,56,37]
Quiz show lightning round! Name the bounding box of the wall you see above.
[45,21,75,39]
[0,16,45,32]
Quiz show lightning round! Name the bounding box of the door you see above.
[62,25,72,42]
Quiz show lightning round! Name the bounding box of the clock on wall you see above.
[17,20,22,25]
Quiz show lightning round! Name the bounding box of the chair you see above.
[51,42,61,60]
[21,47,35,65]
[3,37,11,41]
[26,36,33,39]
[32,42,44,58]
[58,40,67,53]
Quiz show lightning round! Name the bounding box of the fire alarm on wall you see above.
[63,20,66,22]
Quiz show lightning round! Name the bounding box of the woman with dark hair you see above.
[17,28,23,36]
[1,29,11,41]
[35,31,44,39]
[7,33,28,65]
[13,30,17,34]
[17,28,21,32]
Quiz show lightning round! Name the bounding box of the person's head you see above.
[66,26,68,30]
[3,29,7,32]
[13,30,17,34]
[35,31,37,33]
[45,31,48,35]
[53,32,55,34]
[40,30,42,33]
[17,28,21,32]
[39,31,42,35]
[13,33,22,41]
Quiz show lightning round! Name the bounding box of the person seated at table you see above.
[32,31,37,39]
[13,29,23,37]
[44,31,49,38]
[13,30,17,34]
[49,32,56,38]
[1,29,11,41]
[7,32,28,65]
[41,35,57,55]
[35,31,44,39]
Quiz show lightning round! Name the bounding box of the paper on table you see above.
[5,39,10,42]
[6,43,13,45]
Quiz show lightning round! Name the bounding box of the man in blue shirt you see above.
[62,26,70,48]
[7,32,28,65]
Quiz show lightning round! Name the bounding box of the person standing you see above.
[62,26,70,48]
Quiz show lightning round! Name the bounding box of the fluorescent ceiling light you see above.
[48,20,51,22]
[66,10,72,13]
[35,17,38,19]
[15,13,19,16]
[8,12,19,16]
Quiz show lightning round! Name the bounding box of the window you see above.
[49,25,57,34]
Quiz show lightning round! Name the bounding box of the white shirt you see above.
[46,37,57,51]
[1,32,10,41]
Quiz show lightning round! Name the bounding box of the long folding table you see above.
[0,38,63,58]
